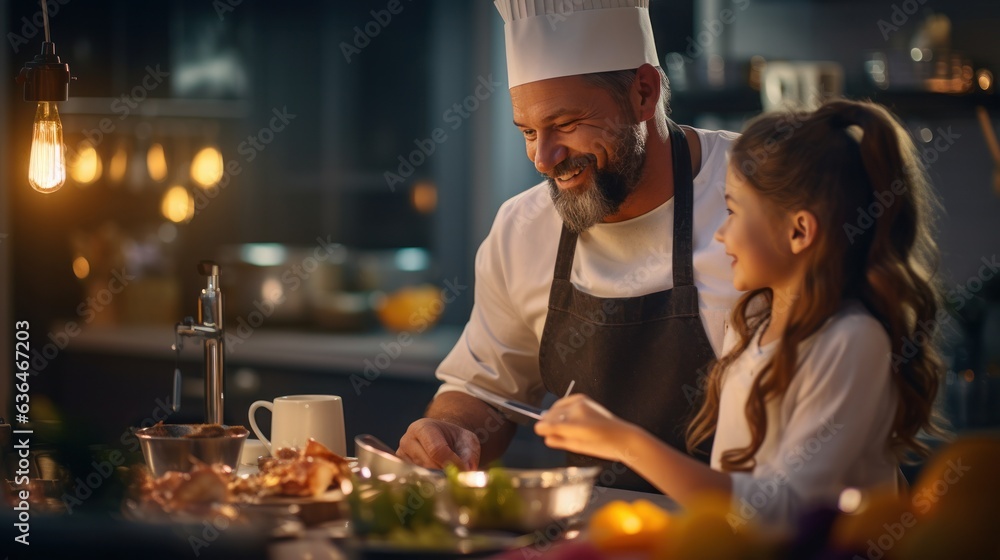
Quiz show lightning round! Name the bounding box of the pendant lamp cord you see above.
[40,0,51,43]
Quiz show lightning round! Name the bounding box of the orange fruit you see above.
[653,491,767,560]
[910,436,1000,523]
[588,500,673,553]
[896,436,1000,557]
[375,285,444,332]
[656,507,749,560]
[632,499,671,534]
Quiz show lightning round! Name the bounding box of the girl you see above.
[535,99,945,525]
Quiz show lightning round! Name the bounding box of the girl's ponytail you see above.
[824,101,947,459]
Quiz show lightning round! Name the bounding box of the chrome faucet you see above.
[175,261,226,425]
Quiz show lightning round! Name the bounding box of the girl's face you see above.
[714,165,797,292]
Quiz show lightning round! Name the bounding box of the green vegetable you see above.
[349,473,453,547]
[445,463,524,528]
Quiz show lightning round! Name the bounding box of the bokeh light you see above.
[68,141,102,185]
[147,143,168,182]
[190,146,224,189]
[161,185,195,223]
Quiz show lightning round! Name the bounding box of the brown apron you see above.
[538,120,716,493]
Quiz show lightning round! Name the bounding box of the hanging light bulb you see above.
[15,1,72,195]
[28,101,66,192]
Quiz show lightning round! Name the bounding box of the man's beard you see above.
[547,122,647,233]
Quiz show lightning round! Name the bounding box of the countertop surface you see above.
[267,486,679,560]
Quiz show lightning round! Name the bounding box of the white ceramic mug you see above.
[248,394,346,456]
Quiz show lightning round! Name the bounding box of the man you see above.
[398,0,742,491]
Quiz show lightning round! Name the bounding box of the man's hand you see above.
[397,391,518,470]
[397,418,481,470]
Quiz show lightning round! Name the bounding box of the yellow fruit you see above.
[896,436,1000,557]
[632,499,671,534]
[376,285,444,332]
[589,500,673,553]
[910,436,1000,525]
[657,507,749,560]
[651,491,767,560]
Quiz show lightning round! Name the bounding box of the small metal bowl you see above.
[134,424,248,477]
[443,466,600,533]
[355,434,442,480]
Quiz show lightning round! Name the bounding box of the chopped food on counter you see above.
[255,439,352,497]
[129,462,242,523]
[131,438,351,519]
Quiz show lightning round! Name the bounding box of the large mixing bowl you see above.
[135,424,248,477]
[350,434,599,533]
[443,466,600,533]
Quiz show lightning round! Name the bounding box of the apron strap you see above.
[668,120,696,288]
[551,120,697,285]
[553,225,578,281]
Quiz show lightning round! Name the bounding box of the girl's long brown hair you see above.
[686,99,945,470]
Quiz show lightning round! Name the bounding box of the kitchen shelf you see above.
[57,97,251,120]
[865,90,1000,119]
[672,87,1000,120]
[65,324,461,381]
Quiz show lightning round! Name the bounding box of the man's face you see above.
[511,75,647,233]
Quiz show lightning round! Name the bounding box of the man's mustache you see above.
[546,154,598,180]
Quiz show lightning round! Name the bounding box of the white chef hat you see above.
[494,0,659,89]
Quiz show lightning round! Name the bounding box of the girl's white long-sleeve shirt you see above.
[711,300,901,527]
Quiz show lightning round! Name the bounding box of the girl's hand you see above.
[534,394,639,462]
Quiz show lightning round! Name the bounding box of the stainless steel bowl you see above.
[135,424,248,477]
[443,466,600,533]
[354,434,441,480]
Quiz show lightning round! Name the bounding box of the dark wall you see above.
[725,0,1000,288]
